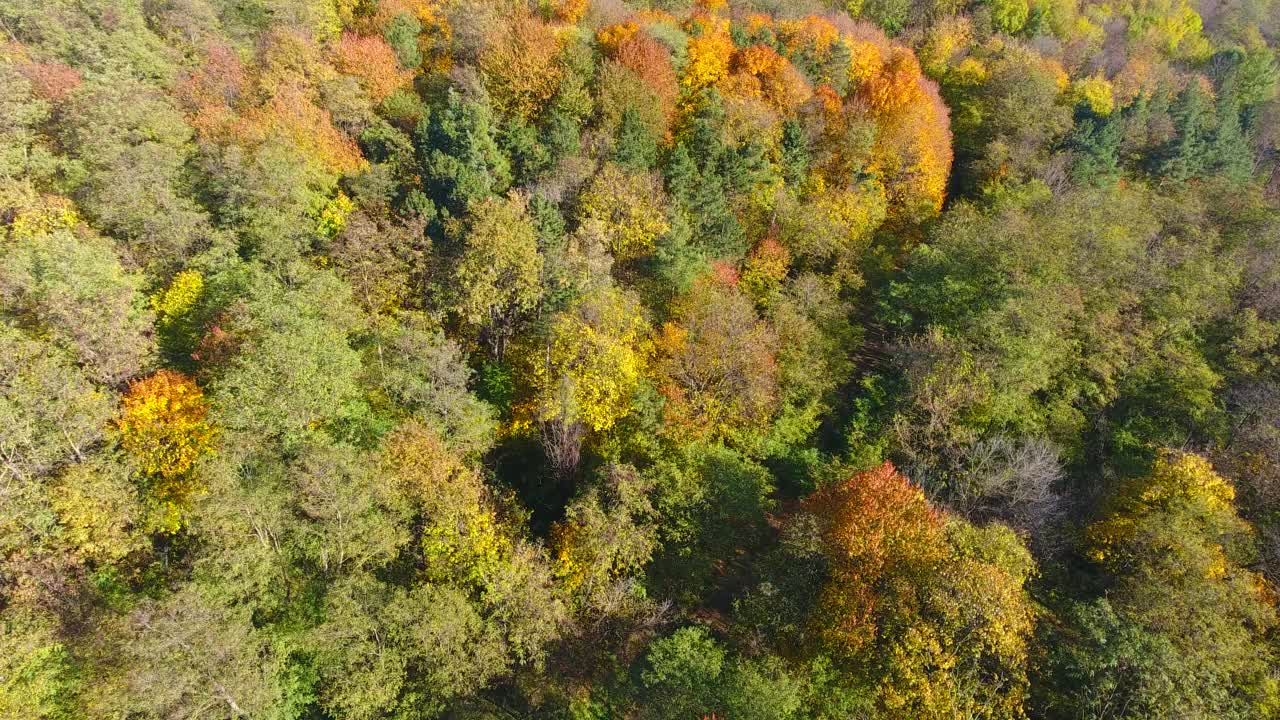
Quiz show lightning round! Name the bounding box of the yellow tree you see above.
[575,164,670,261]
[479,15,565,120]
[682,16,734,91]
[117,370,216,532]
[512,286,650,476]
[1074,451,1280,718]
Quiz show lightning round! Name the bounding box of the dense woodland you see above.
[3,0,1280,717]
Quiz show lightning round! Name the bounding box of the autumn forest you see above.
[2,0,1280,717]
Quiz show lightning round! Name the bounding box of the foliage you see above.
[3,0,1280,717]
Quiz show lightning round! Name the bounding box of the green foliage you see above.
[0,612,78,720]
[417,91,512,217]
[636,627,804,720]
[0,227,154,384]
[384,13,424,68]
[211,264,367,451]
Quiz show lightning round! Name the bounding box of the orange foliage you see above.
[805,462,948,657]
[331,33,414,102]
[238,83,366,174]
[726,45,813,114]
[778,16,841,63]
[710,259,741,287]
[740,236,790,302]
[118,370,215,481]
[653,275,779,442]
[615,31,679,117]
[548,0,589,24]
[830,31,953,220]
[597,22,640,54]
[175,41,247,137]
[871,79,953,219]
[858,48,924,115]
[17,60,81,101]
[178,35,365,177]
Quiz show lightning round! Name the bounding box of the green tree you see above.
[417,90,512,217]
[450,193,544,359]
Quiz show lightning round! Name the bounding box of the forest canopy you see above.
[2,0,1280,717]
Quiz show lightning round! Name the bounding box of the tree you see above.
[1041,451,1280,719]
[682,17,734,90]
[653,274,779,445]
[362,312,496,455]
[512,285,649,476]
[614,106,661,170]
[478,15,564,121]
[0,326,113,484]
[635,626,804,720]
[117,371,214,482]
[0,609,78,720]
[575,164,670,262]
[451,193,544,359]
[551,464,658,613]
[0,227,154,385]
[117,370,215,531]
[210,265,366,452]
[331,32,413,103]
[417,89,512,217]
[805,463,1036,719]
[1150,80,1216,183]
[327,208,429,315]
[378,423,566,654]
[99,587,277,720]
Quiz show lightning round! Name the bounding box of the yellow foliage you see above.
[1086,451,1236,563]
[597,22,639,55]
[117,371,215,533]
[951,56,989,85]
[50,461,143,563]
[550,520,589,593]
[576,165,670,261]
[917,17,972,77]
[316,191,355,240]
[1070,75,1115,115]
[423,506,511,586]
[480,16,565,120]
[519,287,650,434]
[117,371,215,481]
[151,270,204,322]
[682,18,733,90]
[740,237,790,303]
[7,197,78,240]
[847,39,886,87]
[380,423,514,586]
